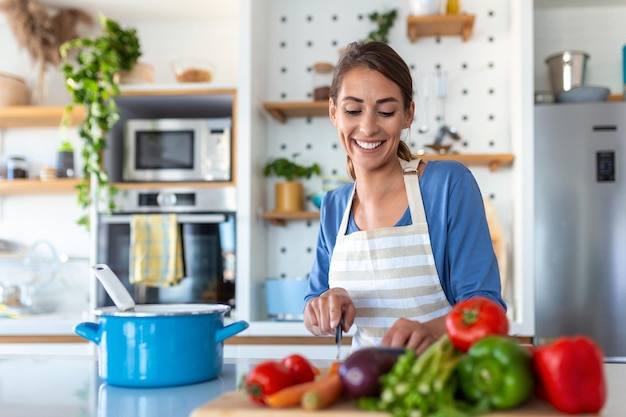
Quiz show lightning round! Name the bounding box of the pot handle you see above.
[215,320,249,344]
[74,322,102,345]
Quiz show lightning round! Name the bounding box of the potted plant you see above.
[364,8,398,43]
[264,153,321,212]
[59,14,141,226]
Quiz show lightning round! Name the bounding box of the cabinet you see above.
[0,85,237,195]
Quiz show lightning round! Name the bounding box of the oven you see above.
[96,187,236,312]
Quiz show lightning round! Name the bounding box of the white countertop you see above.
[0,354,625,417]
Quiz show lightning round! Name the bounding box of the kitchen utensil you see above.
[92,264,135,312]
[555,86,610,103]
[335,315,344,361]
[545,50,589,95]
[417,73,431,134]
[74,303,249,387]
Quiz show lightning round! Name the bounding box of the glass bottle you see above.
[6,156,27,180]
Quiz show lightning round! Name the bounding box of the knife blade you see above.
[334,315,344,361]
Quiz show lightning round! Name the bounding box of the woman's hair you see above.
[330,41,416,179]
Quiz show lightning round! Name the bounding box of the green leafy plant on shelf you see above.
[264,153,321,181]
[364,9,398,44]
[60,14,141,227]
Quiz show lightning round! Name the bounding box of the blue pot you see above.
[74,304,248,388]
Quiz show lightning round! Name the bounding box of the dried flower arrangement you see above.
[0,0,93,103]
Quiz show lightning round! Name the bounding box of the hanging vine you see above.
[60,14,141,226]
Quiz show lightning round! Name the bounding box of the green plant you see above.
[364,9,398,44]
[264,153,321,181]
[60,14,141,226]
[58,140,74,152]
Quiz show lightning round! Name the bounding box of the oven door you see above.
[96,212,236,310]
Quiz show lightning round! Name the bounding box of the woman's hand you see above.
[381,316,447,355]
[304,288,355,337]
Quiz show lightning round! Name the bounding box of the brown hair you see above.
[330,41,416,179]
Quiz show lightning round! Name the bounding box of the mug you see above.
[409,0,442,15]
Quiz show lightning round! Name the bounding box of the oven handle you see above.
[99,214,227,224]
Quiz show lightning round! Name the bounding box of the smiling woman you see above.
[303,41,505,356]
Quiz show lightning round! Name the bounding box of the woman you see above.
[303,41,505,354]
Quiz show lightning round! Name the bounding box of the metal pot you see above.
[74,304,248,387]
[545,50,590,94]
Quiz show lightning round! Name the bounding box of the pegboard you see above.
[262,0,514,306]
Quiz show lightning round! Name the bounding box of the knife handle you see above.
[335,316,344,344]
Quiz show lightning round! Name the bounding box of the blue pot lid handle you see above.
[215,320,248,343]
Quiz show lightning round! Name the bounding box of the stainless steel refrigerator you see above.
[535,102,626,362]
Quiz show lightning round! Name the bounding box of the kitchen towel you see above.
[129,213,184,287]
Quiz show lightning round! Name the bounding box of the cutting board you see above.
[191,390,600,417]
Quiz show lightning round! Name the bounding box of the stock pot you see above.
[74,303,248,388]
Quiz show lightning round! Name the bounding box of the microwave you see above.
[123,118,232,182]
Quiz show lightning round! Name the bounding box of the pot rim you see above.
[93,303,231,317]
[544,50,590,64]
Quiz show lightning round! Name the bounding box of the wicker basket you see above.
[0,72,28,106]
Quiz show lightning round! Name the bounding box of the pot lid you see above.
[94,303,231,317]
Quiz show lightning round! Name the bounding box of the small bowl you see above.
[172,59,215,83]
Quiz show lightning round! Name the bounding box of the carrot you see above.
[265,379,319,408]
[328,361,341,376]
[301,373,343,410]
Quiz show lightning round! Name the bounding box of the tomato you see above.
[244,361,296,404]
[281,354,316,384]
[445,296,509,352]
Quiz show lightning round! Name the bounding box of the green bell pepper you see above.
[457,335,534,410]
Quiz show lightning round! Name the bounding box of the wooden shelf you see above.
[0,106,85,129]
[262,210,320,226]
[406,14,476,43]
[261,153,513,225]
[419,153,514,172]
[0,85,237,129]
[263,101,329,124]
[0,178,80,195]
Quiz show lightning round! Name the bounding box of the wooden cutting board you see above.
[191,390,599,417]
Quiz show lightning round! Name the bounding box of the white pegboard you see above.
[262,0,515,297]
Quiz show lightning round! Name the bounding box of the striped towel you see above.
[129,213,184,287]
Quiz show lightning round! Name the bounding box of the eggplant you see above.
[339,346,406,398]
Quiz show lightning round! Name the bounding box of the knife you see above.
[334,315,344,361]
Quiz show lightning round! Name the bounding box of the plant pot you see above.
[275,181,303,212]
[56,150,75,178]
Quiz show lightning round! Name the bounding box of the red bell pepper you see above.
[533,335,606,414]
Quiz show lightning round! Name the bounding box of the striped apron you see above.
[328,158,451,351]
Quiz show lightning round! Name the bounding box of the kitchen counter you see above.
[0,354,624,417]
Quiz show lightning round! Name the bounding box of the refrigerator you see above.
[534,102,626,362]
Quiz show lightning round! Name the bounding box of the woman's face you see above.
[329,66,414,174]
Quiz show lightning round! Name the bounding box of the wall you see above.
[0,11,239,313]
[534,5,626,95]
[255,0,520,319]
